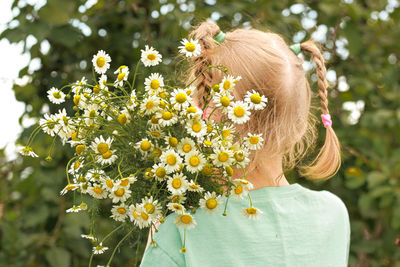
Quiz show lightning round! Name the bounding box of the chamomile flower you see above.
[131,205,153,229]
[127,89,137,110]
[213,92,233,113]
[186,119,207,138]
[184,150,206,173]
[167,202,186,214]
[230,180,252,200]
[101,175,116,192]
[47,87,66,104]
[60,183,79,195]
[227,101,251,124]
[167,173,188,195]
[81,234,96,240]
[99,74,108,89]
[164,136,179,149]
[114,65,129,87]
[119,175,137,187]
[177,137,196,155]
[245,133,264,150]
[92,50,111,74]
[170,88,191,110]
[157,110,179,127]
[93,243,109,254]
[199,192,223,215]
[86,169,106,183]
[66,205,84,213]
[160,149,182,173]
[71,77,88,95]
[39,113,59,136]
[90,136,114,154]
[169,194,187,204]
[110,204,129,222]
[83,104,100,126]
[185,105,203,119]
[178,38,201,57]
[128,204,142,226]
[245,89,268,110]
[135,138,153,154]
[140,95,160,115]
[219,125,235,141]
[144,73,164,93]
[185,85,196,96]
[141,196,162,220]
[210,147,234,167]
[241,207,263,220]
[219,75,241,94]
[141,45,162,67]
[68,159,84,175]
[109,186,131,203]
[19,146,39,158]
[233,148,250,168]
[88,183,108,199]
[174,212,196,230]
[233,178,254,191]
[187,180,205,193]
[152,163,168,181]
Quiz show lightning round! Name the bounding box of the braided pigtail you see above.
[299,40,341,180]
[187,22,221,107]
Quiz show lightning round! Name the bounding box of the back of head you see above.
[187,21,341,180]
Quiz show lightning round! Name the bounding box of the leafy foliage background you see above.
[1,0,399,266]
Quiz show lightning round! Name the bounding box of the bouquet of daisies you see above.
[20,37,268,264]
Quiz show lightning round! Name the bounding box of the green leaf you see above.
[37,0,75,26]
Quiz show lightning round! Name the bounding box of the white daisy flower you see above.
[227,101,251,124]
[81,234,96,240]
[199,192,223,215]
[101,175,115,192]
[88,183,108,199]
[174,212,197,230]
[185,105,203,119]
[128,204,143,226]
[39,113,59,137]
[210,147,234,167]
[219,75,242,94]
[169,194,187,204]
[110,204,129,222]
[140,95,160,115]
[245,133,264,150]
[177,137,196,155]
[19,146,39,158]
[119,175,137,187]
[185,85,196,96]
[152,163,168,181]
[160,149,182,173]
[233,178,254,191]
[92,50,111,74]
[93,243,109,254]
[164,136,179,149]
[167,202,186,214]
[60,183,79,195]
[68,159,84,175]
[241,207,263,220]
[66,205,84,213]
[90,135,113,155]
[186,119,207,138]
[141,196,162,220]
[135,138,153,153]
[170,88,191,110]
[244,89,268,110]
[129,204,152,229]
[213,92,233,113]
[47,87,66,104]
[178,38,201,57]
[219,125,235,141]
[54,108,75,141]
[127,89,137,110]
[167,173,188,195]
[184,150,206,173]
[114,65,129,87]
[144,73,164,93]
[83,104,101,126]
[71,77,88,95]
[117,108,131,125]
[230,179,253,200]
[141,45,162,67]
[99,74,108,89]
[156,110,178,127]
[233,148,250,168]
[85,169,106,183]
[187,180,204,193]
[109,186,132,203]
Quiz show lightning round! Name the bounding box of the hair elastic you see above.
[289,43,301,55]
[214,31,226,43]
[321,114,332,128]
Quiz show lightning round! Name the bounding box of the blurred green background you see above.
[1,0,399,266]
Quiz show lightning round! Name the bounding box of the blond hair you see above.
[186,21,341,180]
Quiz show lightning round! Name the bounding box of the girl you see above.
[140,21,350,267]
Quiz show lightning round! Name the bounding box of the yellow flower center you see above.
[93,85,100,94]
[96,57,105,67]
[175,93,187,103]
[189,156,200,167]
[73,95,81,105]
[172,178,182,189]
[186,106,197,113]
[181,214,192,224]
[75,145,85,154]
[235,185,243,195]
[118,114,127,124]
[146,100,154,109]
[141,212,149,220]
[250,94,261,104]
[162,111,173,120]
[97,143,109,154]
[151,132,161,138]
[93,186,103,194]
[225,166,234,176]
[192,122,202,133]
[147,53,156,60]
[168,137,178,147]
[250,136,259,144]
[218,152,229,162]
[117,207,126,214]
[151,115,159,124]
[140,140,151,151]
[46,120,55,129]
[102,150,113,159]
[220,96,230,107]
[234,152,245,162]
[212,84,220,92]
[204,140,213,146]
[233,106,245,117]
[173,204,183,210]
[117,72,126,82]
[206,199,217,209]
[189,184,199,190]
[246,207,257,215]
[114,188,125,197]
[150,80,160,89]
[155,167,166,178]
[223,80,231,90]
[185,42,196,52]
[202,164,213,175]
[106,180,114,188]
[53,91,61,99]
[144,203,155,214]
[133,210,139,219]
[159,91,167,98]
[120,178,130,186]
[182,144,192,153]
[222,129,230,139]
[166,155,177,165]
[153,147,162,157]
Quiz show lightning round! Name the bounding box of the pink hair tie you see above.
[321,114,332,128]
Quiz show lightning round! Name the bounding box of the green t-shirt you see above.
[140,183,351,267]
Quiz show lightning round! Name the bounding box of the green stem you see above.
[106,228,134,266]
[131,61,140,88]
